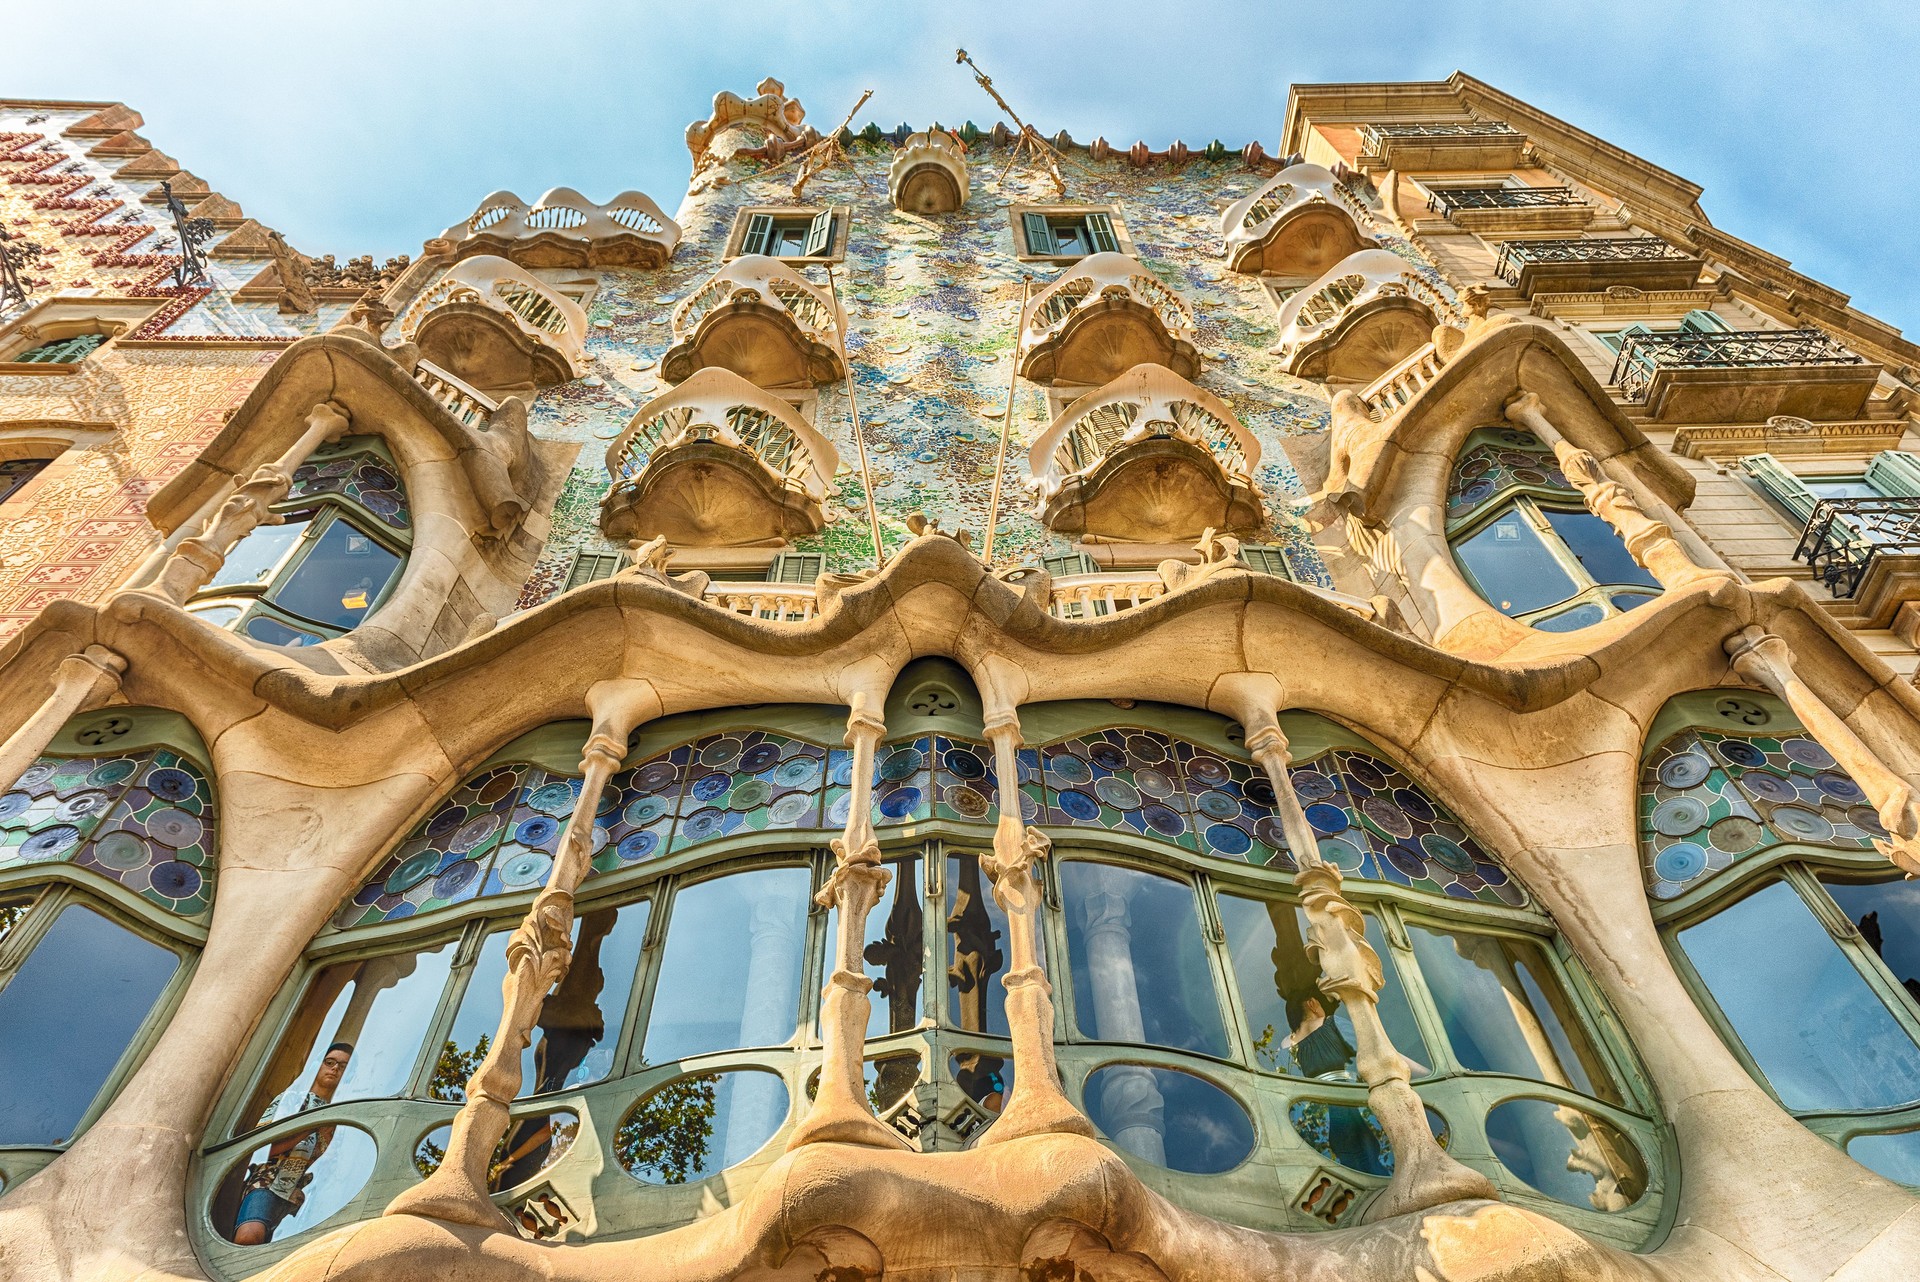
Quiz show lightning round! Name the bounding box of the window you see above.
[0,456,51,502]
[563,549,623,590]
[1742,450,1920,530]
[730,208,843,262]
[10,332,107,365]
[186,437,410,646]
[1447,426,1659,631]
[1594,308,1727,356]
[1014,207,1127,260]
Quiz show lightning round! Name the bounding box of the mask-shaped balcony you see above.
[1019,253,1199,386]
[436,187,681,268]
[396,255,588,397]
[1027,363,1263,542]
[1494,236,1701,299]
[889,130,970,214]
[1219,163,1373,277]
[660,255,846,389]
[1611,328,1878,423]
[599,367,840,547]
[1272,249,1449,384]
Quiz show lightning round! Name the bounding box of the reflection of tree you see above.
[429,1033,491,1102]
[615,1073,720,1183]
[0,900,29,943]
[413,1114,577,1189]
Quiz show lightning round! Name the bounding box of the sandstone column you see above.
[0,645,126,792]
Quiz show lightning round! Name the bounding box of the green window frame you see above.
[737,209,837,260]
[563,549,624,590]
[1020,209,1121,259]
[11,332,108,365]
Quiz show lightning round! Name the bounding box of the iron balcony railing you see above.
[1361,121,1523,151]
[1609,328,1866,403]
[1493,236,1692,285]
[1794,496,1920,598]
[1426,186,1583,215]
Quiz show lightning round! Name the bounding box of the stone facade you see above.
[2,70,1920,1282]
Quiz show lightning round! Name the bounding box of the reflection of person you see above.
[233,1043,352,1245]
[1282,995,1355,1078]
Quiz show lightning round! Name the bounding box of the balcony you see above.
[1493,236,1701,298]
[1019,253,1199,386]
[600,367,839,547]
[396,255,588,395]
[1271,249,1450,384]
[661,255,846,389]
[1027,362,1262,542]
[889,130,969,214]
[1794,497,1920,626]
[1425,185,1591,234]
[1610,328,1877,423]
[1357,120,1527,171]
[1218,163,1373,277]
[436,187,681,268]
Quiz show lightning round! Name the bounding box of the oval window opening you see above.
[617,1069,789,1184]
[1083,1063,1254,1175]
[1485,1097,1647,1211]
[1288,1099,1449,1178]
[805,1052,922,1118]
[1847,1130,1920,1186]
[414,1108,578,1191]
[211,1123,378,1245]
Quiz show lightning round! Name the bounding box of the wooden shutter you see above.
[1681,309,1730,334]
[1240,545,1294,579]
[564,550,623,590]
[1041,552,1098,577]
[802,210,834,257]
[1022,212,1056,256]
[740,212,774,256]
[1866,451,1920,498]
[1085,211,1119,254]
[1739,454,1820,524]
[767,552,825,583]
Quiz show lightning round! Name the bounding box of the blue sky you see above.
[11,1,1919,333]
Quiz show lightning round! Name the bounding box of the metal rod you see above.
[825,263,886,570]
[983,276,1032,565]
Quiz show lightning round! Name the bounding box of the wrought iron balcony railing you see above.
[1494,236,1691,284]
[1609,328,1866,403]
[1426,186,1583,215]
[1361,121,1522,151]
[1793,496,1920,598]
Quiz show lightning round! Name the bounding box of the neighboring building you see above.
[1,70,1919,1282]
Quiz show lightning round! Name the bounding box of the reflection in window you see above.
[212,1125,378,1245]
[805,1051,923,1117]
[269,516,402,631]
[1452,509,1579,617]
[438,903,648,1101]
[414,1109,578,1190]
[1289,1099,1451,1178]
[946,853,1013,1037]
[241,942,456,1127]
[1677,881,1920,1111]
[616,1070,789,1183]
[1848,1130,1920,1186]
[1082,1063,1254,1173]
[1217,892,1429,1080]
[1821,876,1920,1012]
[950,1052,1014,1122]
[0,903,181,1146]
[642,868,809,1063]
[1405,924,1619,1103]
[1485,1098,1647,1212]
[825,858,922,1042]
[1061,862,1229,1058]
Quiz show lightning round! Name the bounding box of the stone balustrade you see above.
[1360,341,1447,419]
[410,358,499,429]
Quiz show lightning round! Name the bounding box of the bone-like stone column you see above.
[1229,679,1496,1221]
[386,678,656,1229]
[0,645,126,792]
[976,701,1097,1144]
[1504,391,1722,591]
[787,689,910,1150]
[149,400,351,605]
[1727,625,1920,875]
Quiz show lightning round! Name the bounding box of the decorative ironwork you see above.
[1494,236,1690,285]
[1361,120,1522,151]
[0,224,43,317]
[1793,496,1920,598]
[1426,186,1583,215]
[160,178,216,289]
[1610,328,1866,403]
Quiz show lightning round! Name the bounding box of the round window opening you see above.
[210,1122,378,1245]
[414,1108,578,1192]
[1288,1098,1450,1178]
[1083,1063,1255,1175]
[616,1069,789,1184]
[1485,1097,1647,1212]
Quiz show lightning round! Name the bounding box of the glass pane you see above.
[1677,880,1920,1110]
[413,1108,578,1190]
[1217,892,1430,1079]
[826,859,923,1042]
[1804,477,1878,501]
[769,223,809,256]
[267,517,401,630]
[1820,877,1920,1014]
[946,853,1024,1038]
[0,903,179,1145]
[188,602,245,629]
[1405,923,1619,1103]
[616,1069,790,1182]
[213,1124,377,1245]
[1532,601,1607,633]
[1453,508,1580,616]
[950,1052,1013,1123]
[1289,1099,1449,1178]
[1061,862,1229,1057]
[642,868,809,1064]
[1082,1063,1254,1173]
[1049,221,1086,255]
[1485,1097,1647,1211]
[1540,508,1660,590]
[244,614,326,647]
[437,903,648,1101]
[240,942,456,1128]
[1848,1130,1920,1185]
[208,519,309,590]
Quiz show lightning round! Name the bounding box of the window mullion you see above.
[1790,864,1920,1046]
[1372,900,1465,1078]
[1190,870,1255,1069]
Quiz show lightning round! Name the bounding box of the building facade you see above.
[1,70,1919,1282]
